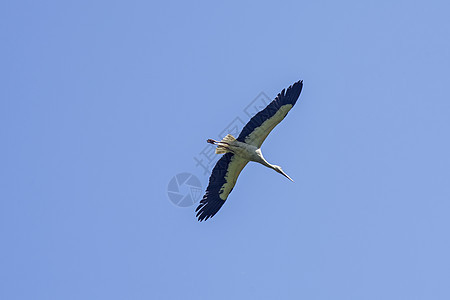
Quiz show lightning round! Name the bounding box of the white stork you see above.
[196,80,303,221]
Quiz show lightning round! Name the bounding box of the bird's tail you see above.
[215,134,236,154]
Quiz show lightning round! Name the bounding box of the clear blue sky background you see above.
[1,1,450,299]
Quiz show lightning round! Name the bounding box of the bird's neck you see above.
[255,149,277,169]
[257,156,275,169]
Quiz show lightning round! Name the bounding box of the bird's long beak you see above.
[279,169,294,182]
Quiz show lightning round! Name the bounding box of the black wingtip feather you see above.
[196,191,226,222]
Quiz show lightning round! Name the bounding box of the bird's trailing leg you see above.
[207,139,219,145]
[207,138,230,154]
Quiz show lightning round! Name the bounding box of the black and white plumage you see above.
[196,80,303,221]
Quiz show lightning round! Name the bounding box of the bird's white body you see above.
[222,139,260,162]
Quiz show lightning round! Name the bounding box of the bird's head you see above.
[273,165,294,182]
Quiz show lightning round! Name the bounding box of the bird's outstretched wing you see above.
[237,80,303,148]
[196,153,249,221]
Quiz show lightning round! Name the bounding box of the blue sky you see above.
[1,0,450,299]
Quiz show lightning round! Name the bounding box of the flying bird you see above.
[196,80,303,221]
